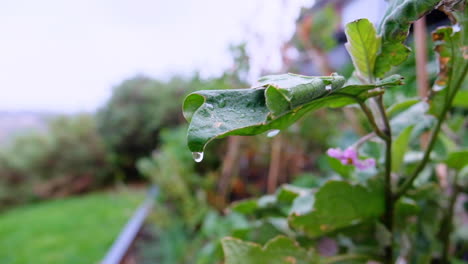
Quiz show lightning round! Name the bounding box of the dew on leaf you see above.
[266,129,280,138]
[192,152,204,162]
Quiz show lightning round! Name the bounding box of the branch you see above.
[395,62,468,199]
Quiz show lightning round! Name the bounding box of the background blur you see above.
[1,0,464,263]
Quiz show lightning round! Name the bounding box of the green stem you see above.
[376,95,394,264]
[359,97,394,263]
[358,101,389,140]
[441,172,460,264]
[395,62,468,199]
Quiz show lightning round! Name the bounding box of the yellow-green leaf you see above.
[345,19,381,81]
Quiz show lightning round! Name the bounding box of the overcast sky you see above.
[0,0,387,113]
[0,0,315,112]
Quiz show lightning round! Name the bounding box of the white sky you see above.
[0,0,315,113]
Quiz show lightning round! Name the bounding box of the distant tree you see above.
[96,75,220,178]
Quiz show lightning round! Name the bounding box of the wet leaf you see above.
[184,74,403,152]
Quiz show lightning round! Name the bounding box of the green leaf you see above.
[288,180,384,237]
[222,236,317,264]
[230,185,311,216]
[231,199,259,215]
[345,19,381,81]
[327,156,353,178]
[446,150,468,170]
[395,197,419,225]
[386,98,419,118]
[184,74,404,152]
[390,102,435,137]
[453,90,468,108]
[374,0,442,77]
[392,125,415,173]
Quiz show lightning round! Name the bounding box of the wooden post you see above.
[414,17,429,99]
[414,17,431,149]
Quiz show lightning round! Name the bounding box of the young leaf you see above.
[345,19,381,81]
[288,180,384,237]
[392,125,415,173]
[183,74,403,152]
[221,236,317,264]
[374,0,442,77]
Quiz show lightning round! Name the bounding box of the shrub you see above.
[96,75,201,178]
[0,114,110,209]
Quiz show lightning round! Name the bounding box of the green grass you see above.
[0,189,145,264]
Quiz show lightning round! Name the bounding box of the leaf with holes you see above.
[374,0,442,77]
[428,8,468,117]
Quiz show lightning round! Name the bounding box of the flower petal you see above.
[342,147,358,161]
[327,148,343,159]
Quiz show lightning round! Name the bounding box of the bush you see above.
[0,114,110,209]
[96,75,199,178]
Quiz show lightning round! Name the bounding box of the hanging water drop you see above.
[192,152,204,162]
[267,129,280,138]
[325,85,332,91]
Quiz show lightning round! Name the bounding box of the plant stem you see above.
[441,172,460,264]
[359,97,394,263]
[375,95,394,264]
[351,132,376,148]
[358,101,388,140]
[395,62,468,199]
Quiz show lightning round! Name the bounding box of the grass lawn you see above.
[0,189,145,264]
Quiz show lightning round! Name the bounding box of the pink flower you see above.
[327,147,375,170]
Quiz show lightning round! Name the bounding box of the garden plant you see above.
[183,0,467,263]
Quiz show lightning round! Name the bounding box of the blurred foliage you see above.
[295,4,339,52]
[0,115,110,210]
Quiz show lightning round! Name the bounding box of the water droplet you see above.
[433,84,444,91]
[192,152,204,162]
[266,129,280,138]
[325,85,332,91]
[205,103,214,110]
